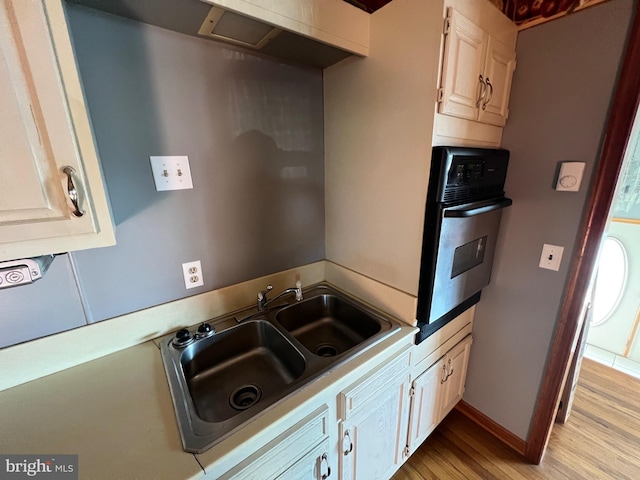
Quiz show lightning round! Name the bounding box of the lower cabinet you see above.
[438,334,473,417]
[406,334,473,455]
[219,406,331,480]
[338,349,411,480]
[278,438,332,480]
[405,356,445,454]
[214,333,473,480]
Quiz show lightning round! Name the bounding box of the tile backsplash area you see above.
[0,4,325,348]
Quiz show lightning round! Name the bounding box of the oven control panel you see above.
[451,160,484,185]
[432,146,510,204]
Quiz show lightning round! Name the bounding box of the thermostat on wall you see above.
[555,161,586,192]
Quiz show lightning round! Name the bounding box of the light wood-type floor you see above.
[392,358,640,479]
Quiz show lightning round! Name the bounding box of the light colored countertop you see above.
[0,341,204,480]
[0,323,416,479]
[0,262,421,479]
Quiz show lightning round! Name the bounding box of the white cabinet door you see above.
[220,406,329,480]
[478,36,516,127]
[338,349,411,480]
[339,381,409,480]
[0,0,114,261]
[439,335,473,418]
[405,334,473,455]
[278,439,331,480]
[439,8,487,121]
[437,7,516,129]
[406,357,445,455]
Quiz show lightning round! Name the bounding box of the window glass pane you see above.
[592,236,628,326]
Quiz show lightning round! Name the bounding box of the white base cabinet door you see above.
[0,0,114,261]
[439,334,473,417]
[406,357,445,455]
[338,349,411,480]
[220,406,330,480]
[278,439,332,480]
[406,335,473,455]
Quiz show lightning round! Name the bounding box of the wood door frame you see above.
[524,4,640,464]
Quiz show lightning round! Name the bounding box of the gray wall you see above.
[0,4,324,347]
[464,0,635,440]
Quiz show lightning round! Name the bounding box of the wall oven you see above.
[416,146,512,343]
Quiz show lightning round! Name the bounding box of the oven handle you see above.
[444,198,513,218]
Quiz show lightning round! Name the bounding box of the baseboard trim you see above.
[455,400,527,456]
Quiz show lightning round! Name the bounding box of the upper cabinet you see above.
[480,34,516,126]
[433,0,518,148]
[0,0,115,262]
[439,8,516,127]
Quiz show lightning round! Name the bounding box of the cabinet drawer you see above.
[220,406,329,480]
[339,348,410,421]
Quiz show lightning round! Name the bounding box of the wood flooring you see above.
[392,358,640,479]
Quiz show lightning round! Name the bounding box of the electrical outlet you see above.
[182,260,204,289]
[150,156,194,191]
[539,244,564,271]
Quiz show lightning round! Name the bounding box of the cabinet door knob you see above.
[476,74,487,107]
[62,166,85,218]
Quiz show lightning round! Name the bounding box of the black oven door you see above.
[417,196,512,342]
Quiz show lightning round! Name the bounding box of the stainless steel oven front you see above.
[416,147,512,343]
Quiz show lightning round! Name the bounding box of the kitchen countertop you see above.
[0,340,204,480]
[0,263,421,478]
[0,323,416,479]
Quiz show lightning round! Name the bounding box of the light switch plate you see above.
[150,156,193,191]
[539,244,564,271]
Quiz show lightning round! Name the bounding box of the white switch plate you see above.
[150,156,194,191]
[182,260,204,289]
[539,244,564,271]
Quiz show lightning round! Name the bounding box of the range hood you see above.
[67,0,370,69]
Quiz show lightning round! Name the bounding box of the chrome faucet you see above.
[257,281,303,312]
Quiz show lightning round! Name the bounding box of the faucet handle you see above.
[258,285,273,302]
[295,280,303,301]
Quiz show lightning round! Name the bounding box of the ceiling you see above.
[344,0,616,32]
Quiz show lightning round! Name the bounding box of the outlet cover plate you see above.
[150,156,193,191]
[182,260,204,289]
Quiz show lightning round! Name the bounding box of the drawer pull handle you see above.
[63,166,85,217]
[482,77,494,110]
[441,359,455,383]
[476,74,487,107]
[321,452,331,479]
[343,430,353,456]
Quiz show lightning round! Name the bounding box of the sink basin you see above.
[160,283,399,453]
[275,294,382,356]
[181,320,305,423]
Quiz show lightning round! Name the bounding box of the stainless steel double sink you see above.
[159,284,399,453]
